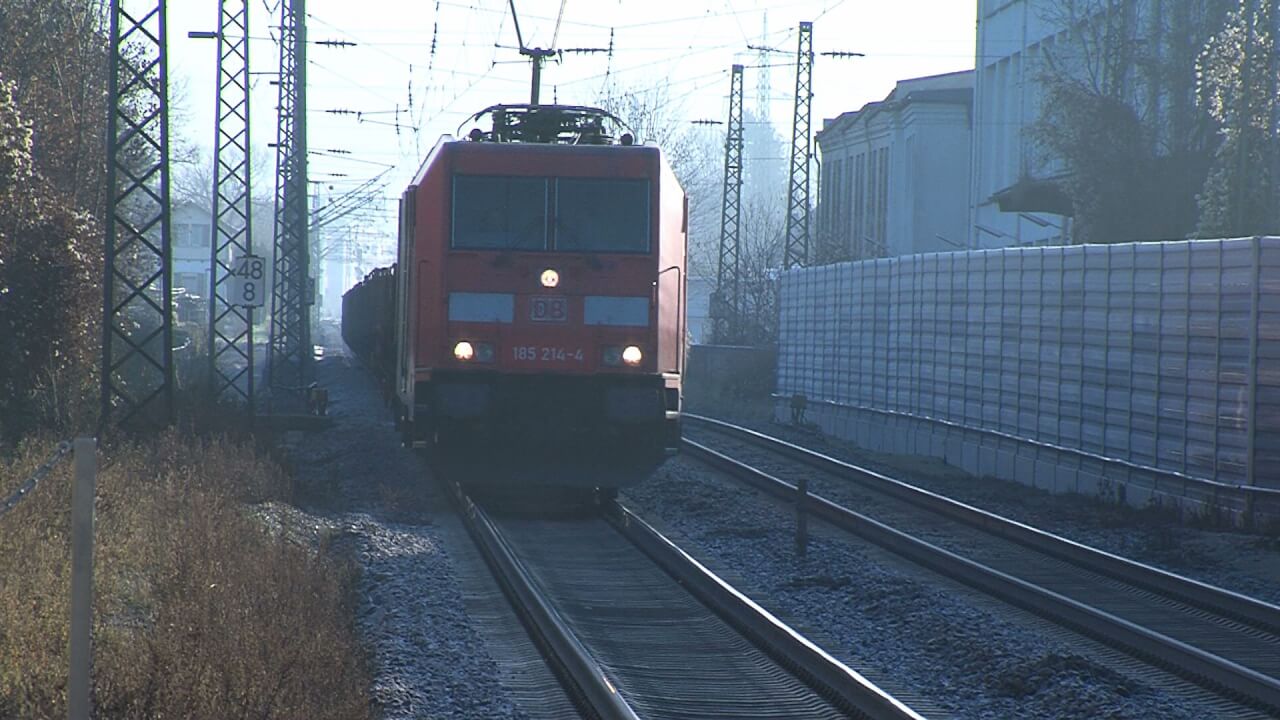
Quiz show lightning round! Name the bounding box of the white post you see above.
[68,437,95,720]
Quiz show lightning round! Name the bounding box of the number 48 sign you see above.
[231,255,266,308]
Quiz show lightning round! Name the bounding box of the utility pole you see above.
[761,23,862,269]
[714,65,745,345]
[783,21,813,270]
[268,0,310,409]
[205,0,256,413]
[102,0,173,429]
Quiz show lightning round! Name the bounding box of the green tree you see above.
[1195,0,1279,236]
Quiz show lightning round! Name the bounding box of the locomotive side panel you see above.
[656,154,688,376]
[404,141,453,432]
[394,190,414,420]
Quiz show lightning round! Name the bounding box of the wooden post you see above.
[68,437,95,720]
[796,476,809,557]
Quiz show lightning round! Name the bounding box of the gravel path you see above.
[273,328,567,720]
[623,458,1269,720]
[690,402,1280,606]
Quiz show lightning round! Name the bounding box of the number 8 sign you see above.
[231,255,266,308]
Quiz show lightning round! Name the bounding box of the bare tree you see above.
[0,0,112,215]
[1032,0,1234,243]
[597,82,786,344]
[597,83,722,277]
[0,77,101,441]
[735,195,785,345]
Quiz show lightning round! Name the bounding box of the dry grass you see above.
[0,431,369,720]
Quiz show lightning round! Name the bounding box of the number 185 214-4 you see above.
[513,346,585,362]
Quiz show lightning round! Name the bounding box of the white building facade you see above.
[815,70,974,259]
[969,0,1077,248]
[171,200,275,321]
[171,202,215,297]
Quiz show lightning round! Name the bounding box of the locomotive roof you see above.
[458,104,635,145]
[410,134,666,187]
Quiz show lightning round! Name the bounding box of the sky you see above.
[164,0,977,259]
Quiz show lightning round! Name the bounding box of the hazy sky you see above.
[165,0,977,248]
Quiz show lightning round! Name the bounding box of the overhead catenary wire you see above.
[431,0,808,33]
[276,0,971,293]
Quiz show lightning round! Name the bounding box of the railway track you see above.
[444,480,926,720]
[684,414,1280,716]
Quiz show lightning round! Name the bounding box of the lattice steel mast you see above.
[783,21,813,270]
[268,0,311,404]
[714,64,745,344]
[756,13,770,119]
[208,0,255,408]
[102,0,173,429]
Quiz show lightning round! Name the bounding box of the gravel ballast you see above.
[623,458,1269,720]
[690,403,1280,606]
[263,347,1275,718]
[276,330,571,720]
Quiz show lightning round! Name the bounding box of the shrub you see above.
[0,432,369,719]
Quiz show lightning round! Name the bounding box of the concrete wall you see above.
[776,238,1280,525]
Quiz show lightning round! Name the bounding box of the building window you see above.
[174,222,212,248]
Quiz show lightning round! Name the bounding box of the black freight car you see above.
[341,265,398,400]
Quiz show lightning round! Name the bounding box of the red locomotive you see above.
[343,105,686,488]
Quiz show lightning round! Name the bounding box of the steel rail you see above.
[446,481,640,720]
[682,436,1280,714]
[687,413,1280,634]
[604,501,926,720]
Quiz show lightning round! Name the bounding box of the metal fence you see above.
[777,237,1280,490]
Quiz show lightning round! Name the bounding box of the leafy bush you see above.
[0,75,101,444]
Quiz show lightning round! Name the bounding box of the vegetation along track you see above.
[444,478,925,720]
[684,414,1280,715]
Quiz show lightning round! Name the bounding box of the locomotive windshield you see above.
[554,178,650,253]
[451,174,650,253]
[452,175,548,250]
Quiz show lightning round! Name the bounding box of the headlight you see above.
[453,341,494,363]
[603,345,643,367]
[540,268,559,288]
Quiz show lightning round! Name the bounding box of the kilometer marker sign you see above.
[231,255,266,308]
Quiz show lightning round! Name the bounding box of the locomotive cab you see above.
[393,106,686,489]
